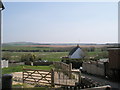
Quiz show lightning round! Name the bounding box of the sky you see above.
[2,2,118,44]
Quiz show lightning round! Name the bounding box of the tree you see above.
[2,52,11,60]
[87,47,95,52]
[21,53,36,62]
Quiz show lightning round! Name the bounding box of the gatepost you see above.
[51,68,55,87]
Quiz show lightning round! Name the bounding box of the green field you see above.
[2,45,52,50]
[2,45,108,62]
[2,65,52,74]
[2,52,68,61]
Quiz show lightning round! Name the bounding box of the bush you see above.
[21,53,36,62]
[2,52,11,60]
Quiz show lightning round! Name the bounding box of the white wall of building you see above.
[1,60,8,68]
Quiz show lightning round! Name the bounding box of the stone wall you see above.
[82,61,105,76]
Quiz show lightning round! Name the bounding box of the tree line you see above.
[2,47,108,52]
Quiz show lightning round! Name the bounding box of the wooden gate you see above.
[23,68,81,87]
[23,68,54,86]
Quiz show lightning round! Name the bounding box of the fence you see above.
[22,68,111,89]
[53,62,72,72]
[54,69,81,86]
[53,62,72,79]
[23,68,81,87]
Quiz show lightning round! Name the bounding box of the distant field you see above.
[2,44,109,50]
[2,52,68,61]
[2,44,109,62]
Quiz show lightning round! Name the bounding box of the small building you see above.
[68,45,84,59]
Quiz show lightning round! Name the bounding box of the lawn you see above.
[2,65,52,74]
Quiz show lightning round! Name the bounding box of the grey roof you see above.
[69,45,80,55]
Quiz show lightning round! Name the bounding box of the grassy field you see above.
[2,45,52,50]
[2,52,68,61]
[2,65,52,74]
[2,44,108,62]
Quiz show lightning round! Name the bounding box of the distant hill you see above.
[2,42,98,46]
[2,42,50,46]
[2,42,118,46]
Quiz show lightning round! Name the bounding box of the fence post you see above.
[78,70,81,84]
[69,63,72,79]
[22,68,24,84]
[51,69,55,87]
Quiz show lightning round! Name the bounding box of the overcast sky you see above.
[2,2,118,44]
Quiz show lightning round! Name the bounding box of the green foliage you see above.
[2,52,11,60]
[21,53,36,62]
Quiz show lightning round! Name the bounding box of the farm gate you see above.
[23,68,81,87]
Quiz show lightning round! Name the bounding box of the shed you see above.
[68,45,84,59]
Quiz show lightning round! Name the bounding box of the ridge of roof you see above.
[69,45,80,55]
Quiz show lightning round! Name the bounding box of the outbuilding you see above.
[68,45,84,59]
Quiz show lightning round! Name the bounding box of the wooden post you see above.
[51,69,55,87]
[78,70,81,84]
[22,67,25,84]
[69,63,72,79]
